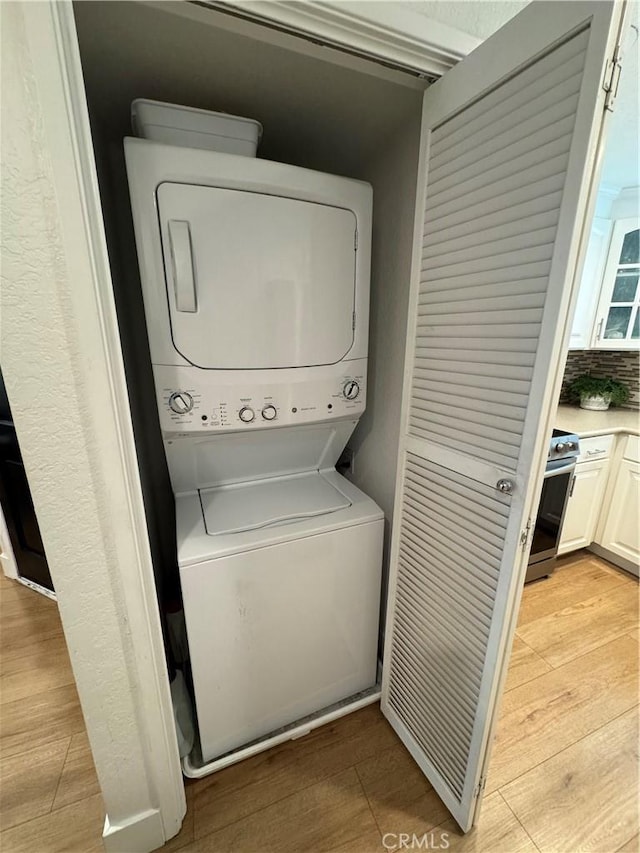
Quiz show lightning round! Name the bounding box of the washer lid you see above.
[157,182,357,370]
[200,471,351,536]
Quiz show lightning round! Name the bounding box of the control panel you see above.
[153,362,367,435]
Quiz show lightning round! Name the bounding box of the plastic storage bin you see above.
[131,99,262,156]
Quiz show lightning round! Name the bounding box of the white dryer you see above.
[124,131,383,769]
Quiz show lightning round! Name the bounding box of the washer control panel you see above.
[154,363,367,434]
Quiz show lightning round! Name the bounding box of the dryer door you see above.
[157,183,357,369]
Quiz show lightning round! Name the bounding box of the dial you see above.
[168,391,193,414]
[239,406,255,423]
[343,380,360,400]
[555,443,566,454]
[261,405,277,421]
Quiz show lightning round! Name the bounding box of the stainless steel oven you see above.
[526,429,580,583]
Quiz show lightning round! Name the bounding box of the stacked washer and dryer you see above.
[125,100,383,771]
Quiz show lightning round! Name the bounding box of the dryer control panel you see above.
[153,362,367,435]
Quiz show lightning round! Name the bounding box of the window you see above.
[594,219,640,348]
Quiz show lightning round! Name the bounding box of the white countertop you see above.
[556,404,640,438]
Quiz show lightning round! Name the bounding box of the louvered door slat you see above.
[404,469,510,533]
[429,30,588,157]
[382,4,620,831]
[428,136,574,210]
[413,398,523,434]
[422,211,560,262]
[394,570,488,659]
[410,407,521,446]
[400,517,500,603]
[424,193,563,246]
[408,422,517,468]
[412,381,527,419]
[429,96,580,189]
[427,156,571,223]
[421,228,560,274]
[415,334,539,352]
[392,596,484,693]
[400,536,495,623]
[389,637,476,738]
[414,348,536,366]
[413,366,530,395]
[403,499,504,568]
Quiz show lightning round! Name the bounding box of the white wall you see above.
[349,112,422,539]
[402,0,529,40]
[0,3,184,850]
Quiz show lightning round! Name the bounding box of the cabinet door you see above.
[381,1,624,834]
[569,218,611,349]
[558,460,609,554]
[592,218,640,348]
[597,459,640,565]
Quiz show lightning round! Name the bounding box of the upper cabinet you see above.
[592,219,640,348]
[569,193,640,351]
[568,216,611,350]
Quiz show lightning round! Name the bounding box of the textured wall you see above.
[349,107,422,547]
[400,0,529,40]
[561,351,640,409]
[0,2,182,843]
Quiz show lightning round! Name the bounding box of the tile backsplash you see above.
[560,350,640,410]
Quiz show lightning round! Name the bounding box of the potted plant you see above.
[567,374,630,411]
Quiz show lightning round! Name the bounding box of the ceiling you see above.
[398,0,529,40]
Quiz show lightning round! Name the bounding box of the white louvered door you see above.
[381,0,625,833]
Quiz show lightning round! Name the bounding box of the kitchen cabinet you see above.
[569,217,612,349]
[569,193,640,351]
[595,435,640,571]
[558,458,610,554]
[558,433,614,555]
[592,219,640,349]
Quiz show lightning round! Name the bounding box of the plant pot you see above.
[580,394,611,411]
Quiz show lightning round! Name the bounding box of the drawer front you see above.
[577,434,614,463]
[623,434,640,464]
[578,435,615,462]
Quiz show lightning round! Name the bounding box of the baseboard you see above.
[588,543,639,578]
[103,808,167,853]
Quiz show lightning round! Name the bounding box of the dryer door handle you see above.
[168,220,197,313]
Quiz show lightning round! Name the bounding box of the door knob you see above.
[496,479,514,494]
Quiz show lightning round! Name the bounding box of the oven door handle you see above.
[544,458,577,478]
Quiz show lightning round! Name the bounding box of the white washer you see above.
[124,132,383,768]
[177,469,382,763]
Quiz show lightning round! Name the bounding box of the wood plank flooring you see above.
[0,552,637,852]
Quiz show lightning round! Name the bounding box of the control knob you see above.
[168,392,193,414]
[555,443,566,453]
[262,405,277,421]
[343,380,360,400]
[239,406,255,423]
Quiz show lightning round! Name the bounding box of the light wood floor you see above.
[0,552,638,852]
